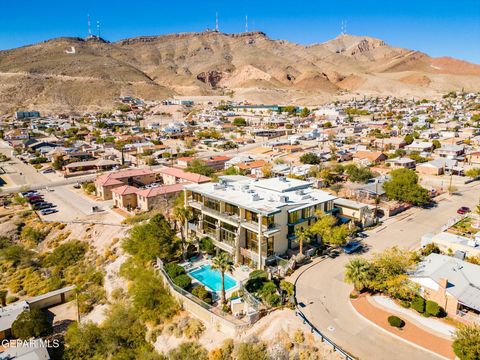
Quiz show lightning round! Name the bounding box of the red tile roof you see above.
[95,168,156,186]
[158,167,210,183]
[111,185,138,196]
[136,183,185,198]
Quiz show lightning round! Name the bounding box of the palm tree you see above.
[173,206,192,260]
[211,253,234,304]
[344,257,372,292]
[295,228,311,257]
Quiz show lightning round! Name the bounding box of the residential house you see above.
[333,198,376,228]
[417,158,462,176]
[405,141,434,153]
[64,159,118,176]
[158,167,211,185]
[373,137,406,151]
[386,157,416,170]
[421,231,480,258]
[410,253,480,323]
[352,151,387,166]
[185,176,336,269]
[435,144,465,159]
[467,151,480,165]
[95,169,157,200]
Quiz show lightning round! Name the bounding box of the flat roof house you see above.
[411,253,480,323]
[385,157,416,170]
[435,144,465,160]
[184,176,336,269]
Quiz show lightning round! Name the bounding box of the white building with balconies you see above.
[184,176,336,269]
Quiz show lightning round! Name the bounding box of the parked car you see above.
[356,232,368,239]
[21,191,39,197]
[28,197,45,204]
[41,168,54,174]
[40,208,58,215]
[342,241,362,254]
[33,202,55,210]
[457,207,471,215]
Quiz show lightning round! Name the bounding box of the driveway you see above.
[293,184,480,360]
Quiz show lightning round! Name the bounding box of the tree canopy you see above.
[453,324,480,360]
[123,214,179,263]
[12,308,52,340]
[310,214,350,246]
[300,152,321,165]
[383,168,430,205]
[186,159,214,177]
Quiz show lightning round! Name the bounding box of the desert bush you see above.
[425,300,440,317]
[191,285,212,304]
[411,296,425,313]
[388,315,405,328]
[173,274,191,289]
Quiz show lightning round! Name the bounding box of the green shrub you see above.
[165,263,186,279]
[12,308,52,339]
[388,315,405,328]
[411,296,425,313]
[400,300,411,308]
[249,270,268,280]
[425,300,440,317]
[173,274,192,289]
[265,293,282,307]
[200,237,215,255]
[191,285,212,304]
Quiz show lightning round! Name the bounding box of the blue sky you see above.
[1,0,479,63]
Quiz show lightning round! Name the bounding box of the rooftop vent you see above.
[279,195,289,203]
[251,194,261,201]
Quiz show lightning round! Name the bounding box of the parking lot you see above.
[24,185,123,223]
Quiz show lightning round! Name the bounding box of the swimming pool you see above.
[188,264,238,292]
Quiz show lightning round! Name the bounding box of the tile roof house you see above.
[352,151,387,166]
[95,169,157,200]
[158,167,211,185]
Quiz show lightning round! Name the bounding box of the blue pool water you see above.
[188,265,237,292]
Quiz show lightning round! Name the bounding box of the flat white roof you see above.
[186,177,336,215]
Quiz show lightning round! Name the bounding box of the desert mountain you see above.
[0,31,479,113]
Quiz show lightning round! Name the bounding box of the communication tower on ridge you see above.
[245,15,248,33]
[215,12,219,32]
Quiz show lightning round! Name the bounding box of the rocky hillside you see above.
[0,31,479,113]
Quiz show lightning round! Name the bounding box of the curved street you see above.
[292,184,480,360]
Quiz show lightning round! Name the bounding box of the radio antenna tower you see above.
[97,21,101,38]
[215,12,219,32]
[87,14,92,37]
[245,15,248,32]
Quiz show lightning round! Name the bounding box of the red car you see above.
[457,207,471,215]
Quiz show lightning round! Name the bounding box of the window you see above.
[220,222,237,246]
[204,197,220,211]
[225,203,239,216]
[262,215,275,228]
[288,210,301,224]
[245,230,273,257]
[245,210,259,223]
[302,206,315,219]
[192,192,203,203]
[203,215,217,236]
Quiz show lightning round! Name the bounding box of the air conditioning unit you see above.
[279,195,289,203]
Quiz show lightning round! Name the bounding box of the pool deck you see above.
[183,257,251,297]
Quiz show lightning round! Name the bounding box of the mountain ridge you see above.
[0,31,479,114]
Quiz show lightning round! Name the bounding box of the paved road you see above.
[0,141,96,194]
[294,184,480,360]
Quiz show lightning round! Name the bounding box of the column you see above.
[257,214,263,270]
